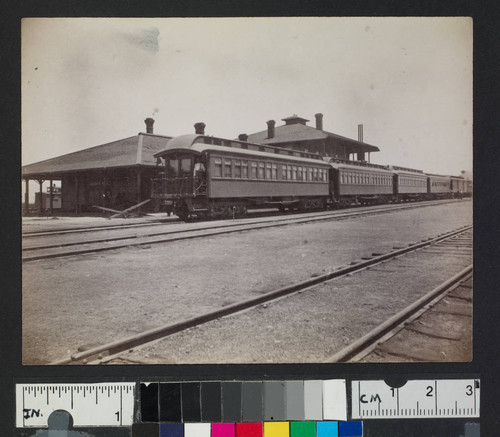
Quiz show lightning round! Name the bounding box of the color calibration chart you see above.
[16,378,480,437]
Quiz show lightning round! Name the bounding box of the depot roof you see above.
[22,133,172,178]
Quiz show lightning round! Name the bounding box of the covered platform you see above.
[22,125,171,216]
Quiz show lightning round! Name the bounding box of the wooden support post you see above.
[75,175,79,214]
[24,179,30,215]
[136,168,143,213]
[37,179,44,216]
[49,179,53,214]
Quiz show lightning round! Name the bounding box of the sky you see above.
[22,17,472,184]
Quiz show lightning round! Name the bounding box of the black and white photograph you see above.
[21,17,473,365]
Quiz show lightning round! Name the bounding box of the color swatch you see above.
[142,380,347,424]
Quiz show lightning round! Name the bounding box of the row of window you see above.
[431,180,450,187]
[212,158,328,182]
[399,177,427,187]
[340,171,392,186]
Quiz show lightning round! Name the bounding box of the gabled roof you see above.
[22,133,172,178]
[246,122,380,153]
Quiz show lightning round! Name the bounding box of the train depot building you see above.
[241,113,379,161]
[22,119,172,215]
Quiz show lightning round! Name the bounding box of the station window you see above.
[242,161,248,178]
[266,163,272,179]
[251,162,258,179]
[234,160,241,178]
[259,162,265,179]
[272,163,278,179]
[281,165,287,180]
[224,159,232,178]
[214,158,222,177]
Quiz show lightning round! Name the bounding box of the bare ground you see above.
[22,202,472,364]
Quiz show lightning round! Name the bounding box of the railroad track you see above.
[325,266,473,363]
[51,224,472,365]
[22,219,168,238]
[23,199,468,262]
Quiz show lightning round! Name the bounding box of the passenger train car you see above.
[152,134,472,220]
[152,134,331,220]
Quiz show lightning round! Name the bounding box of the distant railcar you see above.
[450,176,472,198]
[427,174,453,199]
[389,165,428,202]
[329,159,394,206]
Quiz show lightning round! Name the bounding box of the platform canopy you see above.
[22,133,171,179]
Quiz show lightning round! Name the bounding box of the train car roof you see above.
[425,173,452,178]
[329,160,394,174]
[390,169,428,177]
[191,143,331,166]
[155,134,331,166]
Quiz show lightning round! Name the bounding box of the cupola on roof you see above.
[281,115,310,125]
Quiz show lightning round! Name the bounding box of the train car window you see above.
[292,166,297,180]
[180,158,191,176]
[214,158,222,177]
[167,158,178,177]
[281,165,287,180]
[234,160,241,178]
[287,165,292,180]
[308,168,312,181]
[251,162,258,179]
[297,167,303,180]
[272,163,278,179]
[242,161,248,178]
[224,159,232,178]
[259,162,265,179]
[266,163,272,179]
[313,168,317,181]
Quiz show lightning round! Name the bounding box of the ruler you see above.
[351,379,480,419]
[16,383,135,427]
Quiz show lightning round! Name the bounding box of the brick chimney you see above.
[194,122,206,135]
[315,113,323,130]
[267,120,275,139]
[238,133,248,142]
[145,118,154,134]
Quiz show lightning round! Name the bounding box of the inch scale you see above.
[15,379,480,429]
[16,383,135,427]
[351,379,480,419]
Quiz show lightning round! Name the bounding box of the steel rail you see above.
[323,265,473,363]
[23,200,467,262]
[22,198,463,238]
[50,225,472,365]
[21,220,167,237]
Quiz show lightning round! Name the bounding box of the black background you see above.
[2,1,499,435]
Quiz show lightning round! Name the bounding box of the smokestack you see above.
[358,124,364,143]
[194,122,206,135]
[144,118,155,134]
[238,133,248,142]
[315,113,323,130]
[267,120,275,139]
